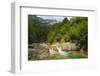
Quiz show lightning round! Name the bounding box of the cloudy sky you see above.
[37,15,72,22]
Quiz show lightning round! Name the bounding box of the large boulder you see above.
[36,48,50,59]
[51,42,80,51]
[28,43,50,60]
[61,42,79,51]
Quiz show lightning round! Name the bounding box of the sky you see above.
[37,15,72,22]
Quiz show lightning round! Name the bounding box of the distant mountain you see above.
[31,15,59,26]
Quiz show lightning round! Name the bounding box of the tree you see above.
[47,18,70,43]
[69,17,88,51]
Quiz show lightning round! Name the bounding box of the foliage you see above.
[28,15,52,44]
[47,18,70,43]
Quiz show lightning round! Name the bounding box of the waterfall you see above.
[49,44,70,56]
[56,46,70,56]
[56,46,65,55]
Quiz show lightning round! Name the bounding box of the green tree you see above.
[47,18,70,43]
[69,17,88,51]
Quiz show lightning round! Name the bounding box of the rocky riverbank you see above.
[28,42,87,60]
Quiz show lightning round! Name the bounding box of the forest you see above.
[28,15,88,61]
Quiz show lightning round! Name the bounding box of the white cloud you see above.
[37,15,72,22]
